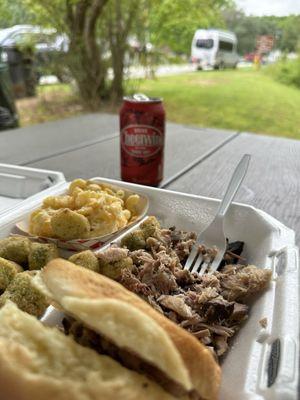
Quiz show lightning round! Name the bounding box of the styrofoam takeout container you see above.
[0,163,66,216]
[0,176,298,400]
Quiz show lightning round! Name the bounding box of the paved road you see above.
[40,64,196,85]
[40,62,251,85]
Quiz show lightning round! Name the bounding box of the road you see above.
[39,64,196,85]
[39,62,251,85]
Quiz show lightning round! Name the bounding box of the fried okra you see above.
[120,217,161,251]
[28,243,59,270]
[140,216,161,239]
[0,237,31,265]
[69,250,99,272]
[97,247,133,279]
[51,209,90,240]
[0,272,48,317]
[0,258,23,293]
[120,229,146,251]
[99,257,133,280]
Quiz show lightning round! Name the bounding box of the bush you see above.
[267,56,300,88]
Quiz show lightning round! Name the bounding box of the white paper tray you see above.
[0,163,65,216]
[0,177,298,400]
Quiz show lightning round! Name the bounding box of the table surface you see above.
[1,113,299,247]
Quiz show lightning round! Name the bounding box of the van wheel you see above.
[219,62,225,70]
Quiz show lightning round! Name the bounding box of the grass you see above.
[16,68,300,139]
[16,83,118,126]
[16,84,84,126]
[138,68,300,139]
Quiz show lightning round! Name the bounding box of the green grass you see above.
[16,69,300,139]
[16,83,84,127]
[138,68,300,139]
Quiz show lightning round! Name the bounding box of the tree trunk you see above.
[107,0,139,103]
[65,0,109,110]
[67,39,107,110]
[111,47,125,101]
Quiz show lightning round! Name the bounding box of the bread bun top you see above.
[0,301,175,400]
[41,259,221,400]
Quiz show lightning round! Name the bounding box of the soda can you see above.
[120,93,165,186]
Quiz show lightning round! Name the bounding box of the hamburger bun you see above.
[39,259,221,400]
[0,301,176,400]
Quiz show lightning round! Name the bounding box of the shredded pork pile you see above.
[97,218,272,357]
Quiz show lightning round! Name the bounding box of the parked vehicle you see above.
[191,29,239,70]
[0,25,70,86]
[0,61,19,130]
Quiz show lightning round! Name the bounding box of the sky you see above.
[235,0,300,16]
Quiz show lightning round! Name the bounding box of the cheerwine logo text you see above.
[121,125,163,158]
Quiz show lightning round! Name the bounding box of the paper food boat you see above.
[14,180,149,251]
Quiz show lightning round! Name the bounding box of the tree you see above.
[222,7,262,54]
[22,0,110,110]
[0,0,34,29]
[278,15,300,52]
[65,0,110,109]
[148,0,227,55]
[103,0,140,101]
[223,6,300,55]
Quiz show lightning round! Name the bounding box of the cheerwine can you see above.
[120,94,165,186]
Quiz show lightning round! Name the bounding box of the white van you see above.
[191,29,239,70]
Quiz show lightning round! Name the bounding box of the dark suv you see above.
[0,60,19,130]
[0,25,70,94]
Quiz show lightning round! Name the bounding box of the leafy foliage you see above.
[149,0,226,54]
[0,0,34,28]
[266,57,300,88]
[223,6,300,55]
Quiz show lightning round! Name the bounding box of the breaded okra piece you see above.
[0,236,31,265]
[0,272,48,318]
[120,229,146,251]
[28,242,59,270]
[0,257,23,292]
[99,257,133,280]
[69,250,99,272]
[140,216,161,239]
[51,208,90,240]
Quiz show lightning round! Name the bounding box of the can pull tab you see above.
[133,93,149,101]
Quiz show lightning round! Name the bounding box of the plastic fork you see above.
[184,154,251,275]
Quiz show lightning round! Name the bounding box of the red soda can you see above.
[120,94,165,186]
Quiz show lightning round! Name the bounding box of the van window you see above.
[219,40,233,52]
[196,39,213,49]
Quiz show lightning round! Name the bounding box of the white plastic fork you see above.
[184,154,251,275]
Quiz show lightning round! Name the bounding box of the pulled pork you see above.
[103,219,272,357]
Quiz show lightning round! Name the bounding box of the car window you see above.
[195,39,214,49]
[219,40,234,52]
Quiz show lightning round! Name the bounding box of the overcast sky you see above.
[235,0,300,16]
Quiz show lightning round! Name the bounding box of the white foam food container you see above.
[0,163,66,216]
[0,177,298,400]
